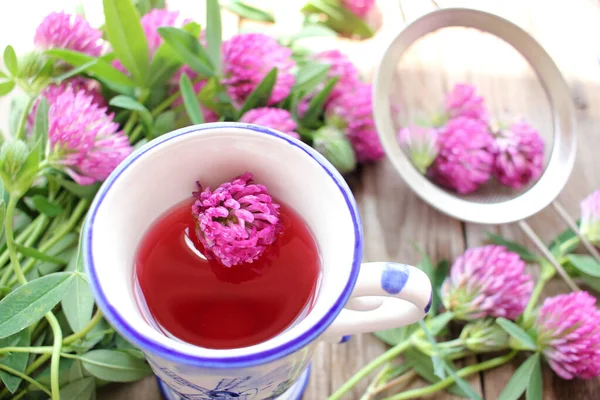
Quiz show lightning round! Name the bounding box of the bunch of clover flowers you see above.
[12,4,385,178]
[329,233,600,400]
[398,83,546,194]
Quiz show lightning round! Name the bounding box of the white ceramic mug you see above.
[83,123,432,400]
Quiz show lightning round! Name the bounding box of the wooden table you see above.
[3,0,597,398]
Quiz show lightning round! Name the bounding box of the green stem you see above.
[0,214,43,263]
[524,279,547,317]
[32,317,48,343]
[414,336,464,354]
[151,90,181,117]
[151,98,175,117]
[0,363,52,397]
[23,310,103,389]
[24,353,50,376]
[373,371,418,396]
[4,195,63,399]
[11,389,29,400]
[58,352,78,360]
[129,125,144,143]
[559,236,580,255]
[328,339,412,400]
[45,312,62,400]
[382,351,518,400]
[0,217,43,285]
[149,76,204,118]
[63,309,103,345]
[14,96,35,140]
[0,346,52,354]
[123,112,139,135]
[438,338,464,349]
[8,199,89,287]
[39,199,88,252]
[523,259,556,321]
[5,196,27,285]
[359,363,392,400]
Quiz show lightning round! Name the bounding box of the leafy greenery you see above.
[301,0,373,39]
[497,354,541,400]
[224,0,275,22]
[496,318,537,351]
[486,233,539,262]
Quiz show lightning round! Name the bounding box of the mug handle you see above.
[322,262,432,343]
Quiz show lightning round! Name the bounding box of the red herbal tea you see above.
[134,198,321,349]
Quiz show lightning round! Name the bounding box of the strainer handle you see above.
[518,220,580,291]
[551,201,600,263]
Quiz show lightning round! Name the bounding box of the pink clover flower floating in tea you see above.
[535,291,600,380]
[441,245,533,321]
[192,172,282,267]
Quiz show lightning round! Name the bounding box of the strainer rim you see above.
[372,7,577,225]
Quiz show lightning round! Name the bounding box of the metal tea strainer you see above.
[373,8,600,291]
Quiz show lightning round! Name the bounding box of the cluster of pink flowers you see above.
[192,173,282,267]
[439,245,600,381]
[31,6,386,186]
[398,83,545,194]
[300,49,384,163]
[31,13,133,185]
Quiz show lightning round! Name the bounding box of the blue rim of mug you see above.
[83,122,364,369]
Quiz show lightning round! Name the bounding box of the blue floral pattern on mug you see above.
[147,353,309,400]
